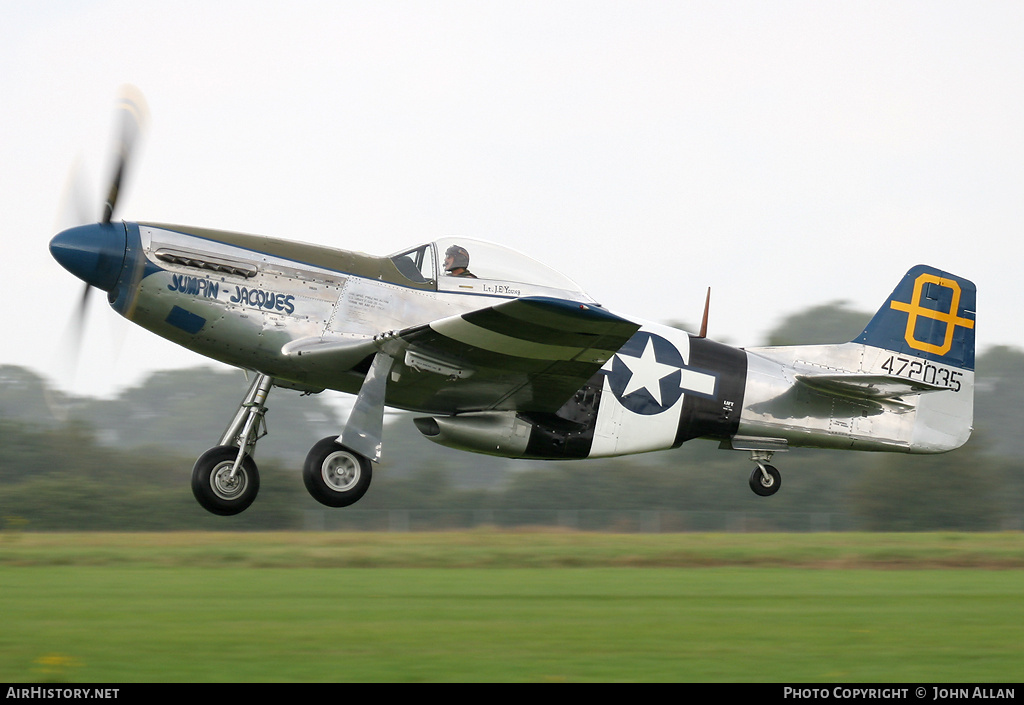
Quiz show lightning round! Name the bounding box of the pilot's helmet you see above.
[444,245,470,271]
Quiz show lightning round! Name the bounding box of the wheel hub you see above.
[211,462,247,500]
[322,452,360,492]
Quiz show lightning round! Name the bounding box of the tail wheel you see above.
[191,445,260,515]
[749,464,781,497]
[303,437,372,507]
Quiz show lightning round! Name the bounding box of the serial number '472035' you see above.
[881,355,963,392]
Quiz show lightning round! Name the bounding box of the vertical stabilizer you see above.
[854,265,976,371]
[854,265,976,452]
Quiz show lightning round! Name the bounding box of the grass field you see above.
[1,531,1022,682]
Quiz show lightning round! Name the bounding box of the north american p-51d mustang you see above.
[49,91,976,515]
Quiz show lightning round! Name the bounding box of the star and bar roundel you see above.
[604,331,718,415]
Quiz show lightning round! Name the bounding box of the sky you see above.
[3,1,1023,400]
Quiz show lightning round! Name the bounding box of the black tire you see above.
[303,437,372,507]
[749,464,782,497]
[191,445,260,516]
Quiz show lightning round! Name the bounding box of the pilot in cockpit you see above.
[444,245,477,278]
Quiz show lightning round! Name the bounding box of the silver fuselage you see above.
[87,222,971,461]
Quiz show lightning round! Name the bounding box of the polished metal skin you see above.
[50,217,976,516]
[739,342,973,454]
[47,92,975,514]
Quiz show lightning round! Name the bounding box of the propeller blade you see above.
[102,85,148,224]
[55,158,94,230]
[51,282,91,398]
[74,282,92,339]
[69,284,92,368]
[53,86,148,393]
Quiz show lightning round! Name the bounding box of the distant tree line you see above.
[0,416,1016,532]
[1,303,1022,532]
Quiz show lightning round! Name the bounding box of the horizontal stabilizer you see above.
[795,372,947,403]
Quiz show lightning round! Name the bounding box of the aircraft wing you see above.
[281,335,380,370]
[378,297,641,414]
[795,373,948,404]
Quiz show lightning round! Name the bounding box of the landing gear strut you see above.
[191,373,271,515]
[748,450,782,497]
[190,371,377,515]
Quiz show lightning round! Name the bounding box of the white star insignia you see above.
[617,337,680,406]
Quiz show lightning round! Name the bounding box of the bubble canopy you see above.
[389,237,594,301]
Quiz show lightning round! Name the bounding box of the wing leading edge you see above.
[381,297,641,414]
[284,297,641,415]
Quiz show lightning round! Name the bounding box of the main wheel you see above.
[191,445,260,515]
[749,464,782,497]
[303,437,372,507]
